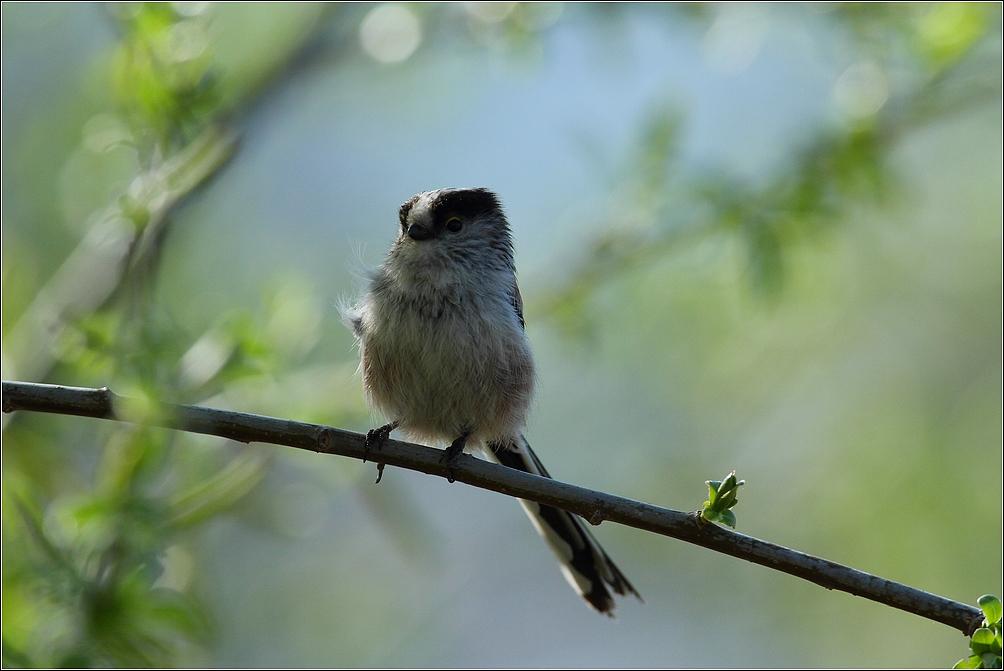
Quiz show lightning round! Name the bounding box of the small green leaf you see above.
[702,507,727,525]
[706,481,721,506]
[971,639,995,657]
[981,652,1002,670]
[979,595,1003,626]
[974,628,996,646]
[720,510,737,528]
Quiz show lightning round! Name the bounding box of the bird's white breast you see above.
[358,274,534,446]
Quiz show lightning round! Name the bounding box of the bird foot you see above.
[364,421,398,464]
[441,434,468,483]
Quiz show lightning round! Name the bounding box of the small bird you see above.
[345,188,639,615]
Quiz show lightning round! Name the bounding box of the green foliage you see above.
[536,3,1002,334]
[701,471,745,529]
[3,485,211,667]
[956,595,1003,669]
[110,3,218,153]
[1,4,336,667]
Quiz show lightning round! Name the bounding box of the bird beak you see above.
[407,224,434,241]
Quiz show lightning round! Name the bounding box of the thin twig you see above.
[1,380,985,636]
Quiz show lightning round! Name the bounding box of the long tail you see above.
[484,435,641,615]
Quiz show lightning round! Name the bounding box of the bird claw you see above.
[441,434,468,483]
[364,421,398,464]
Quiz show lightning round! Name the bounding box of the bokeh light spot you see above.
[359,3,422,64]
[833,61,889,119]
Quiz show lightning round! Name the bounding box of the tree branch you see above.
[1,380,984,636]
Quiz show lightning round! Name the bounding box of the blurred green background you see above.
[2,2,1001,667]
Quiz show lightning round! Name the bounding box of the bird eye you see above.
[446,217,462,233]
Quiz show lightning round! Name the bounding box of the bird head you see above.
[390,188,515,279]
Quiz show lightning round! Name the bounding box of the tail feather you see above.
[484,436,641,615]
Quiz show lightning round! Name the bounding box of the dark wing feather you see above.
[510,280,525,330]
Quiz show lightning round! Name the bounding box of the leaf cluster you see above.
[956,595,1003,669]
[110,3,219,155]
[701,471,745,529]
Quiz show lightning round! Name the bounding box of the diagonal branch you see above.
[1,379,984,636]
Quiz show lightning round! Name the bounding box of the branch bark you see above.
[1,379,984,636]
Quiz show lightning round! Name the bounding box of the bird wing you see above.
[510,279,525,331]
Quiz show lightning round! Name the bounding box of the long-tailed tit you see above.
[345,188,639,614]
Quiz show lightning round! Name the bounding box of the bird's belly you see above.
[362,306,533,445]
